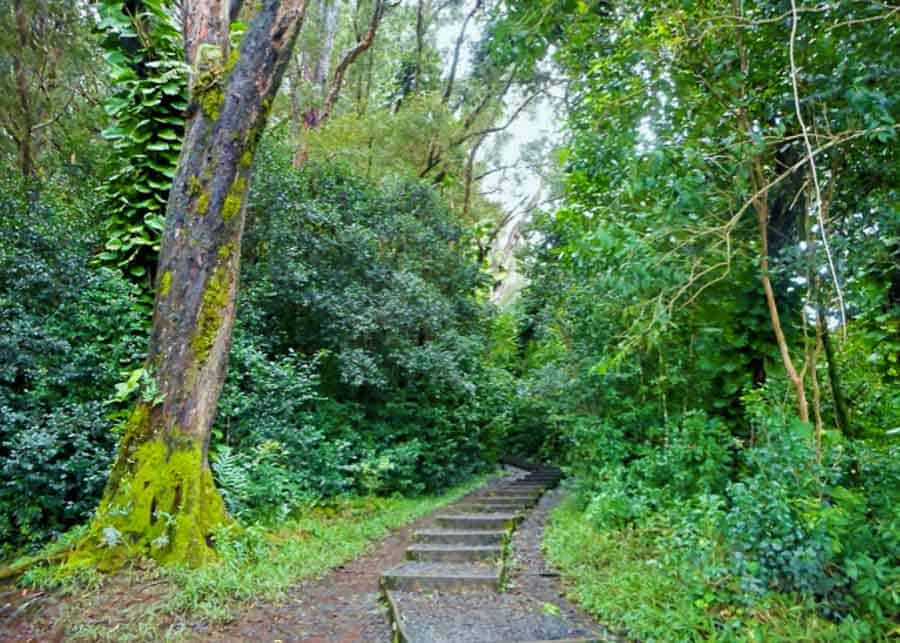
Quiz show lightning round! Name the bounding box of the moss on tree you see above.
[66,408,227,571]
[198,85,225,121]
[222,176,246,222]
[196,191,210,216]
[191,247,234,363]
[159,270,172,297]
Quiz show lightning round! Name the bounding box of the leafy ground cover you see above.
[545,492,897,643]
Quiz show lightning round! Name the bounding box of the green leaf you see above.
[157,129,180,141]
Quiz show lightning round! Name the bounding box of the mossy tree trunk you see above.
[72,0,309,570]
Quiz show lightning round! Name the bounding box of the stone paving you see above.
[381,465,607,643]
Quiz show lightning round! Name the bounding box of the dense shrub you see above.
[206,151,506,517]
[0,154,509,549]
[0,182,146,554]
[551,398,900,637]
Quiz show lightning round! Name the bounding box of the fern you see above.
[212,446,249,515]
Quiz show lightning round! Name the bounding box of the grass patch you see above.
[14,472,494,638]
[543,496,882,643]
[163,473,493,617]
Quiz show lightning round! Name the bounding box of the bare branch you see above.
[320,0,394,123]
[789,0,845,335]
[454,89,542,146]
[442,0,482,105]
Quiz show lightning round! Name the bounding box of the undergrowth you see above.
[544,497,893,643]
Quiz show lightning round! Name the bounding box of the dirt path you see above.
[0,473,610,642]
[184,507,424,642]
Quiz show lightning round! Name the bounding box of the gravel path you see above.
[506,487,621,640]
[183,472,525,642]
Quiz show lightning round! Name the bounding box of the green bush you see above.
[211,150,505,510]
[0,182,146,554]
[0,153,508,547]
[553,400,900,638]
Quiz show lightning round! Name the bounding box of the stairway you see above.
[381,465,599,642]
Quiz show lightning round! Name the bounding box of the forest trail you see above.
[187,466,607,642]
[383,465,609,643]
[0,467,608,642]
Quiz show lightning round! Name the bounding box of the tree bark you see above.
[819,305,851,434]
[315,0,340,92]
[319,0,387,123]
[12,0,35,178]
[293,0,388,167]
[442,0,481,105]
[753,164,809,423]
[733,0,807,423]
[71,0,309,570]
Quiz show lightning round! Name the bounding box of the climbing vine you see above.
[94,0,187,299]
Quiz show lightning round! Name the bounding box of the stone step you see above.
[406,544,503,562]
[435,513,520,531]
[381,562,500,592]
[473,494,536,502]
[469,499,533,510]
[447,503,525,514]
[384,591,600,643]
[498,486,548,494]
[485,488,543,497]
[413,529,507,546]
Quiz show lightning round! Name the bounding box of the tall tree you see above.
[71,0,309,568]
[292,0,393,166]
[0,0,100,178]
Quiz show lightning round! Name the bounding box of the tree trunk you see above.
[315,0,339,92]
[70,0,308,570]
[293,0,386,167]
[732,1,808,423]
[753,168,809,423]
[819,306,851,434]
[12,0,34,178]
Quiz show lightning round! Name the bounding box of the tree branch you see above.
[789,0,846,336]
[442,0,482,105]
[320,0,394,123]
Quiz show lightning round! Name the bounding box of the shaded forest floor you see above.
[0,473,605,642]
[0,476,491,641]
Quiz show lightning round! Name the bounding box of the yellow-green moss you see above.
[218,241,235,260]
[196,191,210,216]
[159,270,172,298]
[222,176,247,222]
[225,48,240,73]
[191,263,232,363]
[240,150,253,168]
[199,86,225,121]
[188,175,203,195]
[222,193,241,222]
[68,431,226,571]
